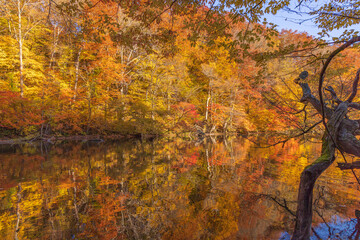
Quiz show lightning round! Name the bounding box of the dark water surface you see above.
[0,137,360,239]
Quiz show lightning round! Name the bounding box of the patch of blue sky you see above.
[279,215,358,240]
[262,0,360,41]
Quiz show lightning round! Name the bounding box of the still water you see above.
[0,137,359,239]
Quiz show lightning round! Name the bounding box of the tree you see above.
[290,36,360,239]
[0,0,46,97]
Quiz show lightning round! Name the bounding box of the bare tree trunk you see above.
[104,86,109,126]
[205,88,211,122]
[150,66,155,121]
[224,88,236,134]
[87,97,91,134]
[40,90,44,137]
[49,26,62,69]
[86,80,92,134]
[18,0,24,97]
[73,48,82,101]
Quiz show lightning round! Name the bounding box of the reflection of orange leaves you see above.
[172,146,202,172]
[248,165,265,182]
[58,177,75,189]
[268,140,300,163]
[0,179,17,190]
[206,143,232,166]
[0,154,47,190]
[184,152,199,165]
[78,179,128,240]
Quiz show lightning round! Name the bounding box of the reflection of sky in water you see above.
[280,215,358,240]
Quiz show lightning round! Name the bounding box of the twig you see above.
[146,0,178,27]
[318,12,360,21]
[259,120,322,148]
[311,227,322,239]
[259,194,296,216]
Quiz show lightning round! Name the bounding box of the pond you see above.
[0,137,359,239]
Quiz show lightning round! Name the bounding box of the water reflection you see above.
[281,215,359,240]
[0,137,359,239]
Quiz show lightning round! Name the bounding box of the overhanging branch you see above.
[318,36,360,125]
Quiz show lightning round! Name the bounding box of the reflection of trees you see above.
[0,138,360,239]
[350,210,360,240]
[14,184,21,240]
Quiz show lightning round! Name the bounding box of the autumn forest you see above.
[0,0,357,138]
[1,0,360,239]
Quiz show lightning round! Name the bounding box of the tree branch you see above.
[298,82,333,119]
[318,36,360,125]
[318,12,360,21]
[347,68,360,103]
[260,120,322,148]
[146,0,178,27]
[324,86,342,104]
[296,73,360,156]
[349,102,360,110]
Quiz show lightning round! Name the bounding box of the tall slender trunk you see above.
[40,89,44,136]
[86,80,92,134]
[18,0,24,97]
[49,26,61,69]
[167,90,170,111]
[73,48,82,101]
[205,87,211,123]
[104,86,109,125]
[229,89,236,129]
[150,66,155,121]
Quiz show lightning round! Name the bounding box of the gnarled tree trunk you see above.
[292,36,360,240]
[292,102,347,239]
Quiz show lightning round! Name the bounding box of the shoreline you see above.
[0,130,307,145]
[0,131,243,145]
[0,133,161,145]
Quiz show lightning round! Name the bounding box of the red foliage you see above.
[171,102,200,129]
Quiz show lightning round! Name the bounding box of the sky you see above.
[261,1,360,41]
[264,10,343,40]
[215,0,359,41]
[265,11,321,37]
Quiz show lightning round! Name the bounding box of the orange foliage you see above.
[0,91,43,134]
